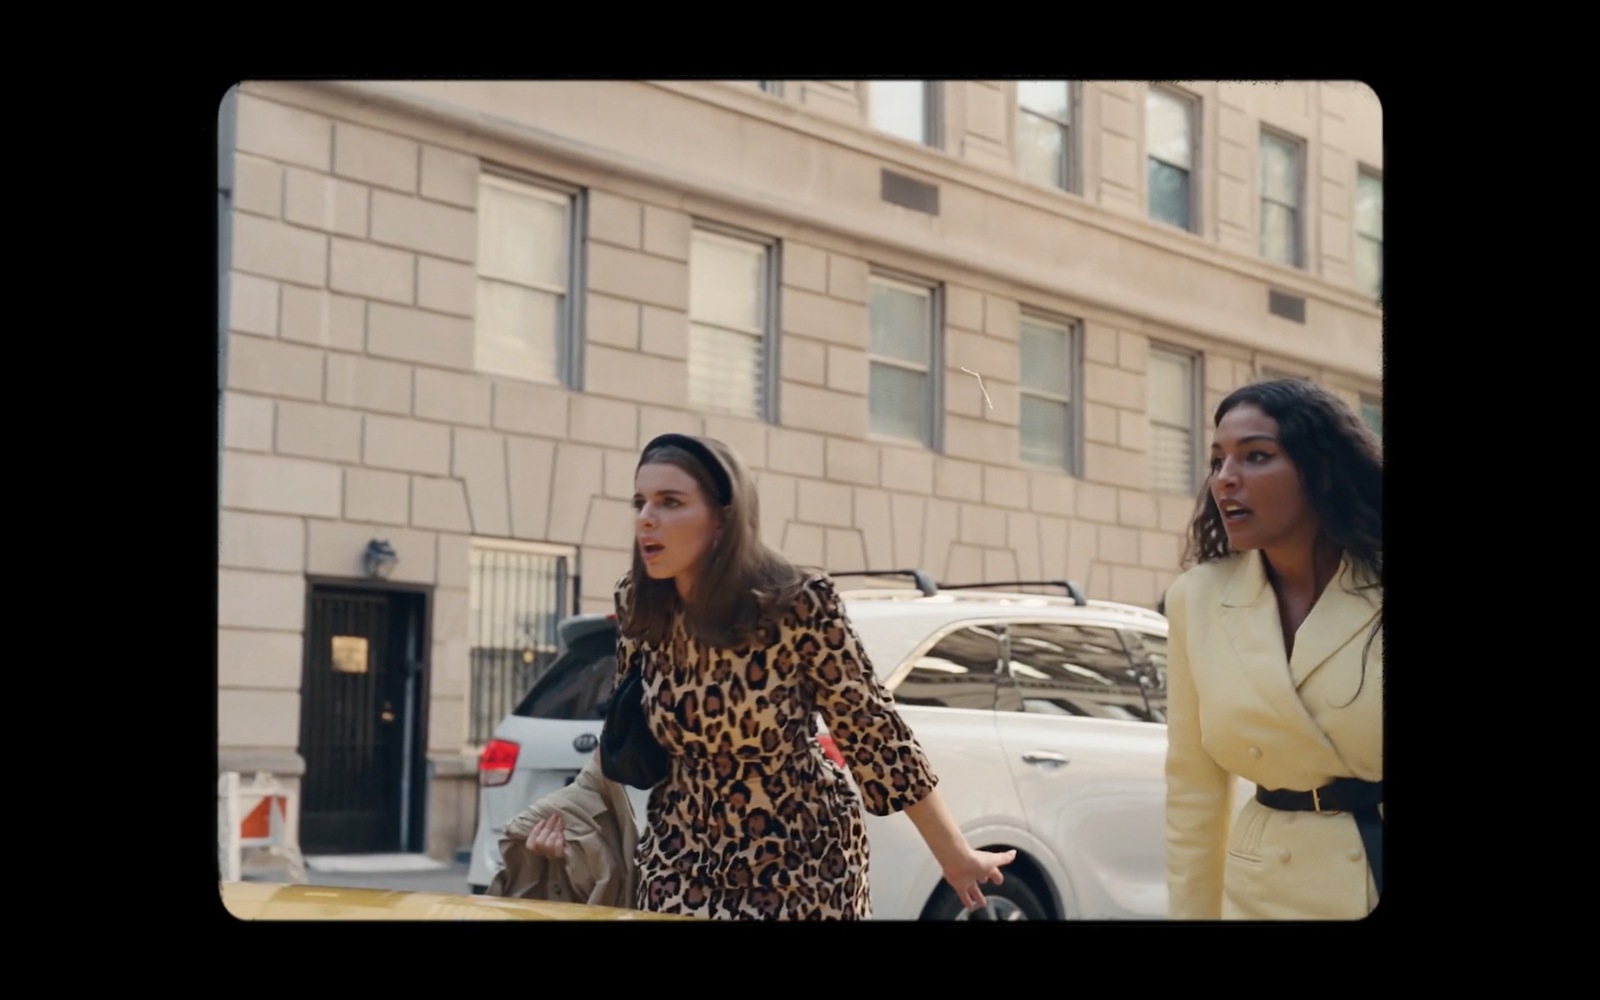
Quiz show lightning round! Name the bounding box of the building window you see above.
[468,540,573,746]
[1148,345,1201,494]
[1359,393,1383,440]
[1018,312,1080,473]
[1018,81,1076,193]
[688,225,776,421]
[1260,129,1305,268]
[1146,87,1197,232]
[475,172,582,387]
[869,80,940,147]
[758,80,784,97]
[868,271,941,447]
[1356,167,1383,298]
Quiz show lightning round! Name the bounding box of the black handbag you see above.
[599,647,670,790]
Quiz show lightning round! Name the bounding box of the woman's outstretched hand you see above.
[942,846,1017,912]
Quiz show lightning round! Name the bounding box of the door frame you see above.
[300,576,434,854]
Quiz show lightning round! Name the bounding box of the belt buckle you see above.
[1311,787,1342,816]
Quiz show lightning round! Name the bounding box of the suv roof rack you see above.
[938,579,1088,606]
[828,569,938,597]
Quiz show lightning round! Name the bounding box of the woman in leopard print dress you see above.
[611,432,1015,919]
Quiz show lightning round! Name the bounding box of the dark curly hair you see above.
[1183,378,1383,692]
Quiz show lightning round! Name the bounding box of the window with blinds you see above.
[868,273,938,446]
[1018,312,1078,472]
[1260,129,1305,268]
[869,80,940,147]
[688,227,773,420]
[1148,346,1200,494]
[1356,168,1383,298]
[1147,86,1197,233]
[475,173,576,386]
[1018,80,1076,193]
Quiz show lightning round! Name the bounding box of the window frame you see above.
[868,80,943,149]
[687,220,782,424]
[1016,80,1080,194]
[866,268,944,451]
[1259,126,1307,269]
[1016,308,1083,475]
[1146,343,1203,495]
[1145,85,1200,234]
[473,167,588,390]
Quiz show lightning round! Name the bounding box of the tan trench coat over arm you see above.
[486,754,640,909]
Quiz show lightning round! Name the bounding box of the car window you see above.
[888,625,1003,710]
[1121,628,1168,722]
[513,630,617,721]
[1002,622,1159,722]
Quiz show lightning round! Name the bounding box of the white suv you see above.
[465,571,1250,920]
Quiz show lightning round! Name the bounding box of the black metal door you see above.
[299,586,426,855]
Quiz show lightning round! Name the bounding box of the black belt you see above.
[1255,778,1382,899]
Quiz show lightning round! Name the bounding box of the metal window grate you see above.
[468,545,570,745]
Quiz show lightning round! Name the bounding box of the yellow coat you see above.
[1164,549,1382,920]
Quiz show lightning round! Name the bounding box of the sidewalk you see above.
[241,852,478,895]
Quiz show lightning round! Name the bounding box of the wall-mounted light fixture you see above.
[363,539,398,579]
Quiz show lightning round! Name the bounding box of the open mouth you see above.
[640,540,665,559]
[1219,502,1252,523]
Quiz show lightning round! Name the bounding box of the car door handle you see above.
[1022,751,1069,766]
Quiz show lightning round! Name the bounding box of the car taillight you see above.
[817,734,847,769]
[479,738,519,787]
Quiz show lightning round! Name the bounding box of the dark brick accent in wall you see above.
[881,169,939,215]
[1268,289,1306,323]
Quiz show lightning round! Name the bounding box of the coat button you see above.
[1278,849,1291,863]
[1248,746,1262,758]
[1348,847,1362,861]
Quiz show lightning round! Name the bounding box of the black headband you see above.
[637,433,733,506]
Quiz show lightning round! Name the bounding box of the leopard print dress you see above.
[612,571,939,919]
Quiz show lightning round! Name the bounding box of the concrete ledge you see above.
[218,749,306,776]
[428,753,478,778]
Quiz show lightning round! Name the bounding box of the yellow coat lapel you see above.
[1287,557,1381,690]
[1217,551,1378,758]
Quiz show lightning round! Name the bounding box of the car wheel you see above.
[469,884,488,895]
[922,876,1050,921]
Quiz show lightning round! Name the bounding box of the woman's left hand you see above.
[942,847,1017,912]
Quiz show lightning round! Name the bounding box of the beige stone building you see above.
[215,79,1383,862]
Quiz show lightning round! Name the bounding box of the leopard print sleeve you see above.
[800,573,939,816]
[612,573,640,685]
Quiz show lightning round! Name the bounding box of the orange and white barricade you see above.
[218,771,307,883]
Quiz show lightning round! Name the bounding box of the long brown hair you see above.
[620,434,806,649]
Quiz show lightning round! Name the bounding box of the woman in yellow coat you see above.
[1163,379,1382,920]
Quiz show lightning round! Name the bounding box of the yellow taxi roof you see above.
[220,881,689,921]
